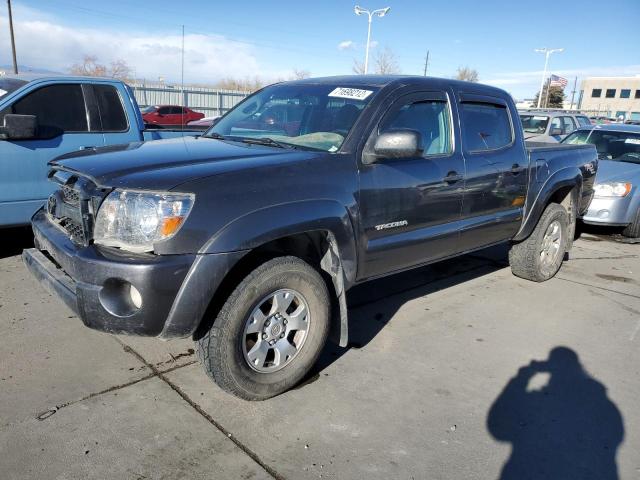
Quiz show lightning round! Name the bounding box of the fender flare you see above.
[200,200,358,347]
[201,199,358,281]
[513,167,582,242]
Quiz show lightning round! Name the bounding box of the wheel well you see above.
[549,185,575,211]
[192,231,342,342]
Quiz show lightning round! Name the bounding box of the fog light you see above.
[129,284,142,309]
[99,279,142,317]
[597,209,610,219]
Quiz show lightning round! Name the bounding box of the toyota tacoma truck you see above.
[23,76,597,400]
[0,75,201,227]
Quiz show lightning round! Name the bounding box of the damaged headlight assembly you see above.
[93,190,194,252]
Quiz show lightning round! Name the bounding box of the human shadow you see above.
[487,347,624,480]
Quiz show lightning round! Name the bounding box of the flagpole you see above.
[544,76,551,108]
[570,76,577,110]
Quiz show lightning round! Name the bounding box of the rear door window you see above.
[10,84,88,137]
[562,116,576,134]
[92,85,128,132]
[460,102,512,151]
[576,116,592,127]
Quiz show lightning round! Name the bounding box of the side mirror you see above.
[0,114,38,140]
[549,127,563,136]
[368,129,423,163]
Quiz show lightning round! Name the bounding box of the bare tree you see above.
[375,47,401,75]
[455,66,479,82]
[352,58,365,75]
[291,69,311,80]
[352,47,400,75]
[109,59,132,81]
[70,55,107,77]
[70,55,132,81]
[215,76,264,92]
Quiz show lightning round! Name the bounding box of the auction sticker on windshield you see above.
[625,138,640,145]
[328,87,373,101]
[0,89,7,97]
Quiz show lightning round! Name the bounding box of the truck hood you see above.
[595,159,640,184]
[51,136,316,190]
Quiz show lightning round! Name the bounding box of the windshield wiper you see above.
[238,137,296,149]
[204,132,226,140]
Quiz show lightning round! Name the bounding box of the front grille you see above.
[60,218,84,242]
[47,169,108,246]
[62,185,80,206]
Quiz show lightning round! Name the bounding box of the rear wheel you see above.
[509,203,570,282]
[622,208,640,238]
[195,256,330,400]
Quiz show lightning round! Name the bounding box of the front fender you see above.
[200,199,358,285]
[513,167,582,242]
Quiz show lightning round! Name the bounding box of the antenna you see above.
[423,50,429,76]
[181,25,185,130]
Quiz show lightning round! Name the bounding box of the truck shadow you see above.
[0,227,34,260]
[311,243,510,377]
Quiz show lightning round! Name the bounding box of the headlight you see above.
[94,190,194,252]
[593,182,632,198]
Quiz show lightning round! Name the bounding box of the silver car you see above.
[563,124,640,237]
[520,110,592,143]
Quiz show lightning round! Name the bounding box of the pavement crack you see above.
[115,339,284,480]
[555,276,640,300]
[34,360,196,421]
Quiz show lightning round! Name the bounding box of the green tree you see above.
[531,85,565,108]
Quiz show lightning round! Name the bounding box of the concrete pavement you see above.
[1,229,638,479]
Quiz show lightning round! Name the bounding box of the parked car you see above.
[141,105,204,126]
[187,116,220,129]
[0,75,202,227]
[23,76,597,400]
[519,110,592,142]
[563,124,640,237]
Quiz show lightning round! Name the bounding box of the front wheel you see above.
[195,256,330,400]
[622,208,640,238]
[509,203,570,282]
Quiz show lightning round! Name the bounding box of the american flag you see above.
[549,74,568,88]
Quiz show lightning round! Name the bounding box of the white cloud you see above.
[0,12,287,83]
[369,40,379,49]
[338,40,355,51]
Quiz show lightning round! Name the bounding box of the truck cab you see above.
[0,75,200,227]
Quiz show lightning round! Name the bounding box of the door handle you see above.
[78,146,96,151]
[443,171,463,184]
[511,163,522,174]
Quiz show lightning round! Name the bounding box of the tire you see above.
[195,256,330,400]
[509,203,570,282]
[622,208,640,238]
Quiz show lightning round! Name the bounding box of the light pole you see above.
[354,5,390,74]
[7,0,18,74]
[534,47,563,108]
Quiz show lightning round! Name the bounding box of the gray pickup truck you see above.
[23,76,597,400]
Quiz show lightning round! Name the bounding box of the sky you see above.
[1,0,639,99]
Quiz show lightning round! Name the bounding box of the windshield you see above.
[520,114,549,134]
[207,83,380,152]
[563,129,640,164]
[0,78,28,100]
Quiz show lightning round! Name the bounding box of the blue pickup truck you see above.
[0,75,199,227]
